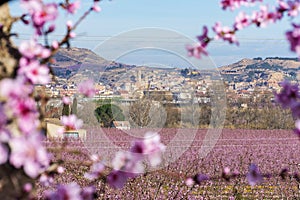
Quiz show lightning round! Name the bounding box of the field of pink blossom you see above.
[42,128,300,199]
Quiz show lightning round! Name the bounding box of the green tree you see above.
[62,103,70,116]
[71,97,77,115]
[94,104,125,127]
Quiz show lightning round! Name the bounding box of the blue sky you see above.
[9,0,295,68]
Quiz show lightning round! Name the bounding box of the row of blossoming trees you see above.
[0,0,300,199]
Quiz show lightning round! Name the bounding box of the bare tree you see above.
[127,98,167,128]
[77,101,99,126]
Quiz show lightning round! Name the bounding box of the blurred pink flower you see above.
[39,174,54,187]
[9,133,50,178]
[294,119,300,136]
[247,163,263,186]
[222,167,231,181]
[52,40,59,49]
[186,26,210,58]
[14,98,40,134]
[143,132,166,167]
[62,96,71,105]
[0,78,32,100]
[221,0,242,10]
[84,162,104,180]
[185,177,195,186]
[275,80,299,108]
[186,43,208,59]
[61,114,83,130]
[80,186,95,200]
[65,1,80,14]
[69,32,76,38]
[23,183,33,193]
[286,23,300,57]
[221,0,262,10]
[92,2,101,12]
[78,79,95,97]
[18,60,50,84]
[213,22,238,44]
[251,6,280,28]
[287,0,300,17]
[19,40,51,59]
[107,170,131,189]
[234,12,250,30]
[21,0,43,14]
[112,151,144,174]
[66,20,73,29]
[45,182,82,200]
[32,3,58,27]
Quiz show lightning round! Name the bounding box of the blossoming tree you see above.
[1,0,300,199]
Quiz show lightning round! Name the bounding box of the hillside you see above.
[219,57,300,85]
[50,47,137,80]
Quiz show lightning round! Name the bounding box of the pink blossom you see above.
[65,1,80,14]
[186,26,210,58]
[84,162,105,180]
[185,177,195,186]
[294,119,300,136]
[0,77,32,100]
[92,2,101,12]
[69,32,76,38]
[251,6,280,27]
[61,114,83,130]
[45,182,82,200]
[213,22,238,44]
[21,0,43,14]
[196,26,210,47]
[57,166,65,174]
[247,163,263,186]
[21,1,58,35]
[222,167,231,181]
[23,183,33,193]
[234,12,250,30]
[221,0,242,10]
[78,79,95,97]
[130,132,165,167]
[52,40,59,49]
[39,174,54,187]
[286,23,300,57]
[277,0,289,14]
[18,60,50,84]
[32,3,58,27]
[9,133,50,178]
[62,96,71,105]
[13,97,40,134]
[220,0,262,10]
[19,40,51,59]
[112,151,144,174]
[80,186,95,200]
[66,20,73,29]
[275,80,299,108]
[142,132,166,167]
[287,0,300,17]
[112,151,129,170]
[186,43,208,59]
[107,170,132,189]
[46,24,55,34]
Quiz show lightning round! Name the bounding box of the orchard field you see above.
[42,128,300,199]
